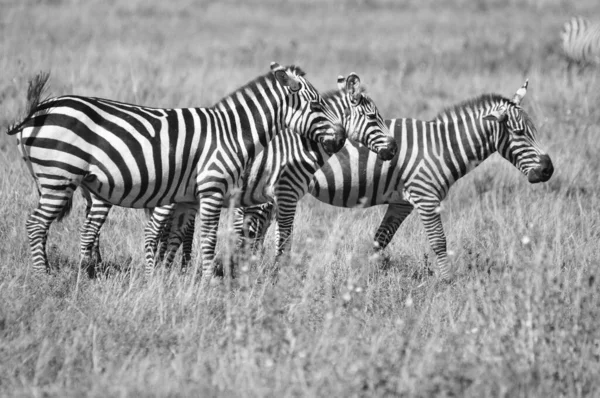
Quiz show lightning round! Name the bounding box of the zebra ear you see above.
[337,75,346,91]
[482,107,508,123]
[346,72,362,105]
[271,62,301,92]
[511,79,528,106]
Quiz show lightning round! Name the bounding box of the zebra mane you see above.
[286,65,306,77]
[321,83,368,101]
[212,65,306,106]
[433,93,512,121]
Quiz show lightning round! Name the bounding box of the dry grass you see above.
[1,0,600,396]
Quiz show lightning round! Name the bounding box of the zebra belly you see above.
[309,143,404,208]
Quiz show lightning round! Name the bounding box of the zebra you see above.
[233,81,554,281]
[6,63,347,285]
[79,73,398,273]
[561,16,600,70]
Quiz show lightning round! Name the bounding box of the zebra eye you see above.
[310,101,322,112]
[366,111,377,120]
[513,128,525,136]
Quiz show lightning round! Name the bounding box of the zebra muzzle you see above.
[377,136,398,161]
[527,154,554,183]
[321,124,346,155]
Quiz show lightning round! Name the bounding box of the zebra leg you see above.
[26,185,76,275]
[197,197,224,287]
[235,203,274,254]
[272,200,297,277]
[180,212,196,270]
[156,215,173,265]
[373,202,414,251]
[251,203,275,254]
[162,207,196,270]
[144,204,176,276]
[415,204,452,281]
[79,197,112,278]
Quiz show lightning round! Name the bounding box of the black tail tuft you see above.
[55,195,73,223]
[6,71,51,135]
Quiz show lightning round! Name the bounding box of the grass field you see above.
[1,0,600,396]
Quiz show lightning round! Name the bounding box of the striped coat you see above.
[237,81,554,280]
[561,16,600,67]
[80,74,398,273]
[6,64,345,284]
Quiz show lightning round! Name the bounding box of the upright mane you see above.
[433,93,512,121]
[321,83,368,101]
[212,65,306,107]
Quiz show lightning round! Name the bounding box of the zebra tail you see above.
[5,71,51,136]
[55,195,73,223]
[5,72,51,197]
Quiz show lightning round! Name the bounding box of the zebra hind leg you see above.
[159,205,196,272]
[26,186,77,275]
[372,202,414,268]
[79,197,112,278]
[180,214,195,271]
[233,204,274,277]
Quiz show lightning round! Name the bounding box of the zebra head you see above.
[270,62,345,155]
[482,80,554,183]
[337,74,397,161]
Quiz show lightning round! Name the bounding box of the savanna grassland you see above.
[1,0,600,396]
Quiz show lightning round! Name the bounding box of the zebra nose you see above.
[528,154,554,183]
[322,124,346,155]
[539,154,554,179]
[377,136,398,161]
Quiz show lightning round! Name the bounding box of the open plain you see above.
[1,0,599,396]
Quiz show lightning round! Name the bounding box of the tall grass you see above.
[1,0,599,396]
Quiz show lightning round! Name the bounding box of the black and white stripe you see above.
[6,63,345,284]
[561,16,600,68]
[239,82,554,280]
[85,73,398,272]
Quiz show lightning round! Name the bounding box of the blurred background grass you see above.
[1,0,600,396]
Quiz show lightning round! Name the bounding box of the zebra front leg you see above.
[197,197,224,287]
[144,204,176,276]
[271,201,297,278]
[373,202,414,251]
[415,204,452,281]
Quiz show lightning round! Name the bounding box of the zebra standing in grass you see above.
[80,73,398,272]
[561,16,600,69]
[236,81,554,280]
[6,63,345,285]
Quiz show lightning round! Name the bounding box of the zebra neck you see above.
[293,133,330,174]
[212,89,283,151]
[433,111,496,181]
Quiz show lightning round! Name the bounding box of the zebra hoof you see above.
[437,270,455,284]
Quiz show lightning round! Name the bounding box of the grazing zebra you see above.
[81,73,398,273]
[561,16,600,68]
[6,63,346,285]
[235,81,554,280]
